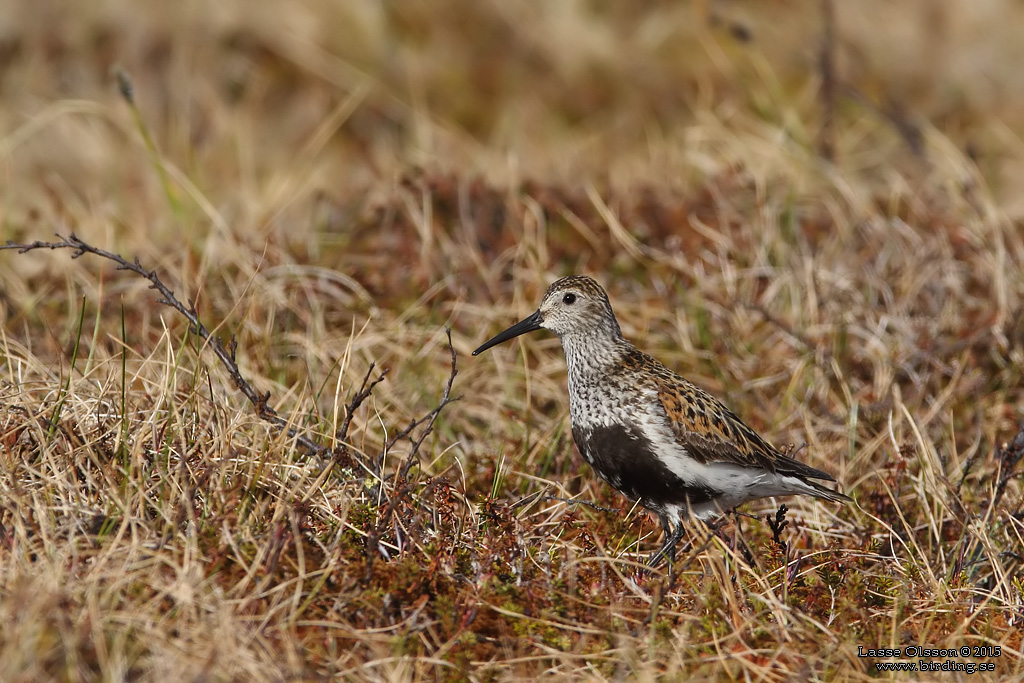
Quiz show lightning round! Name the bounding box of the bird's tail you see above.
[804,479,853,504]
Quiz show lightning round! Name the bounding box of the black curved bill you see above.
[472,310,544,356]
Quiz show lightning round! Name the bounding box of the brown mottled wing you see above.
[653,373,835,482]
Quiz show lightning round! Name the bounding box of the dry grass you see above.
[2,0,1024,680]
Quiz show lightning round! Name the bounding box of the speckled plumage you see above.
[474,275,851,564]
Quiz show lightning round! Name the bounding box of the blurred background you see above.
[3,0,1024,230]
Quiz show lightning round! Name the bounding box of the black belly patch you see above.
[572,423,719,511]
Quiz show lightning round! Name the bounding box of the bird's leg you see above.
[649,514,675,565]
[649,518,686,568]
[658,514,673,540]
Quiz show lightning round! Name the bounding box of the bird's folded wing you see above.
[654,376,833,480]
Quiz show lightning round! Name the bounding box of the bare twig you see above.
[994,424,1024,510]
[363,330,461,583]
[334,363,389,466]
[2,233,330,455]
[376,328,461,480]
[766,504,789,551]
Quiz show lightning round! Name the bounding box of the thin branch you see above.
[334,362,389,466]
[2,233,330,455]
[374,328,461,479]
[363,329,461,583]
[766,503,790,551]
[994,423,1024,510]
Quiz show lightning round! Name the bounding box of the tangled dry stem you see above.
[0,233,461,484]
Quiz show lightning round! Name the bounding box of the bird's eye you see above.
[562,293,577,305]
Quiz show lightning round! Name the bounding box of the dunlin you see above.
[474,276,851,565]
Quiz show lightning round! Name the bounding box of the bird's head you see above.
[473,276,621,355]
